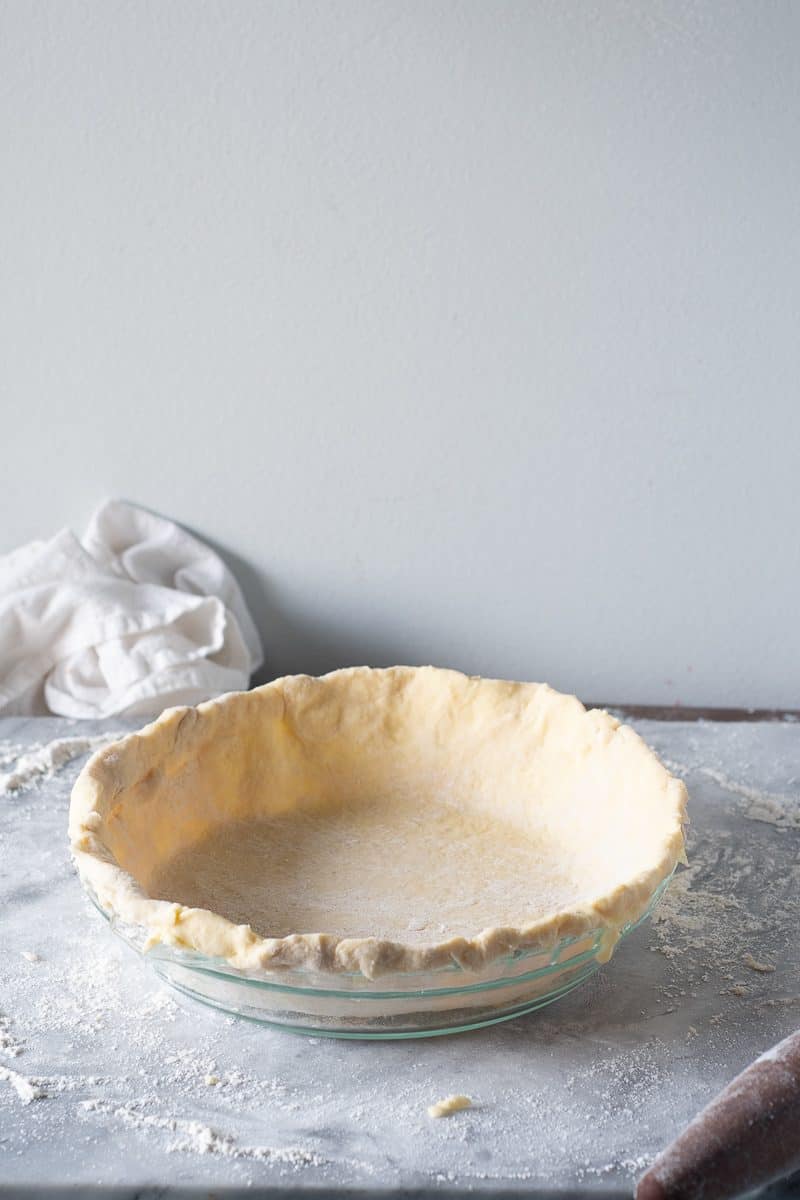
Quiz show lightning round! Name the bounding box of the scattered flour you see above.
[0,1065,46,1104]
[579,1154,650,1180]
[0,741,25,768]
[80,1098,326,1166]
[699,767,800,829]
[138,989,179,1021]
[649,859,743,966]
[647,748,797,987]
[13,937,328,1170]
[663,758,800,830]
[0,1013,25,1058]
[0,732,124,795]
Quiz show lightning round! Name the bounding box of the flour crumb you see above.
[204,1074,220,1086]
[743,953,775,974]
[427,1094,472,1119]
[0,1065,46,1104]
[21,950,42,963]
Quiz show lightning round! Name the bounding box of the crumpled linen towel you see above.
[0,499,264,718]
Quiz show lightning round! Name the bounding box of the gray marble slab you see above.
[1,714,800,1199]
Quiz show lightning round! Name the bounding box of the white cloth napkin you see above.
[0,500,264,718]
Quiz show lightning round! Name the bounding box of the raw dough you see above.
[428,1095,472,1118]
[69,666,687,979]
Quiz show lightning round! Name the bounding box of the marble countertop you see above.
[1,713,800,1199]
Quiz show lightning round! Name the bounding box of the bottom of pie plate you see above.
[150,957,603,1039]
[83,870,672,1038]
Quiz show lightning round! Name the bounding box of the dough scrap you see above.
[427,1094,472,1118]
[743,953,775,974]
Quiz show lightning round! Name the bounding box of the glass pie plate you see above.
[83,872,673,1040]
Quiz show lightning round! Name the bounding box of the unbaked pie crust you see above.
[69,666,687,979]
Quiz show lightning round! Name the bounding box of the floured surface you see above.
[148,799,580,941]
[0,732,123,795]
[2,714,800,1199]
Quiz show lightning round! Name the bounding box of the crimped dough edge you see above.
[69,665,688,980]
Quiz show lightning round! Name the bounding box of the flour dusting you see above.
[80,1097,327,1165]
[698,767,800,829]
[0,732,124,795]
[0,1013,25,1058]
[662,757,800,830]
[0,1065,46,1104]
[649,857,744,966]
[0,742,25,768]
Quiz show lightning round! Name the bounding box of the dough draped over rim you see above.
[69,666,688,979]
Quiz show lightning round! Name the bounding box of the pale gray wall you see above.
[3,1,799,707]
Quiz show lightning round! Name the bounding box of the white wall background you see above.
[2,0,799,707]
